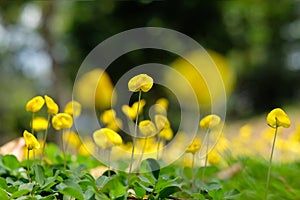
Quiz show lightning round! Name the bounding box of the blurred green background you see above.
[0,0,300,144]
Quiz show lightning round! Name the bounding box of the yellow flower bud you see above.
[64,101,81,118]
[26,96,45,113]
[23,130,40,150]
[32,117,48,131]
[185,138,201,154]
[44,95,59,114]
[128,74,153,92]
[155,114,170,131]
[139,120,157,137]
[52,113,73,130]
[200,114,221,129]
[122,99,146,120]
[159,127,173,141]
[266,108,290,128]
[93,128,122,149]
[101,109,116,124]
[154,98,169,114]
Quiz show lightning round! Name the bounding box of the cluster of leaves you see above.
[3,142,300,199]
[0,143,241,200]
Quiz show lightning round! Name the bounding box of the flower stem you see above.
[157,136,162,160]
[128,90,142,175]
[41,114,50,163]
[202,129,210,182]
[108,148,111,177]
[26,149,31,182]
[265,125,278,200]
[61,129,66,169]
[31,112,35,136]
[192,153,195,191]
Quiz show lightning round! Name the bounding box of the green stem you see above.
[128,90,142,176]
[192,153,195,191]
[202,129,210,182]
[31,112,35,135]
[27,149,31,182]
[265,125,278,200]
[108,148,111,177]
[41,114,50,163]
[62,129,66,169]
[157,136,162,160]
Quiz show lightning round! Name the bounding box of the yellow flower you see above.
[101,109,116,124]
[93,128,122,149]
[154,98,169,114]
[155,114,170,131]
[64,101,81,118]
[106,118,123,131]
[32,117,48,131]
[186,138,201,154]
[44,95,59,114]
[52,113,73,130]
[159,127,173,141]
[139,120,157,137]
[26,96,45,113]
[208,151,221,165]
[23,130,40,150]
[128,74,153,92]
[200,114,221,129]
[63,130,81,148]
[122,99,146,120]
[267,108,291,128]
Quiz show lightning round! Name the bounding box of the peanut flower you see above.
[159,127,173,141]
[44,95,59,114]
[23,130,40,150]
[186,138,201,154]
[128,74,153,92]
[64,101,81,118]
[101,109,117,124]
[122,99,146,120]
[52,113,73,130]
[154,98,169,114]
[93,128,122,149]
[200,114,221,129]
[26,96,45,113]
[139,120,157,137]
[155,114,170,131]
[266,108,290,128]
[32,117,48,131]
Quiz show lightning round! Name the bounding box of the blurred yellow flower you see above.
[200,114,221,129]
[26,96,45,113]
[32,117,48,131]
[139,120,157,137]
[208,151,221,165]
[64,101,81,118]
[76,68,115,110]
[52,113,73,130]
[106,118,123,131]
[128,74,153,92]
[267,108,291,128]
[44,95,59,114]
[186,138,201,154]
[23,130,40,150]
[155,114,170,131]
[93,128,122,149]
[166,50,235,106]
[159,127,173,141]
[100,109,116,124]
[63,130,81,148]
[122,99,146,120]
[154,98,169,114]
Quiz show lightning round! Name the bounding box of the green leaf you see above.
[0,188,9,200]
[2,155,19,170]
[59,187,84,200]
[183,167,193,179]
[102,177,126,199]
[19,183,34,191]
[134,182,147,198]
[208,189,224,200]
[0,177,8,189]
[224,189,240,199]
[158,185,181,199]
[145,158,160,180]
[191,193,206,200]
[11,189,31,198]
[95,176,110,188]
[32,164,45,185]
